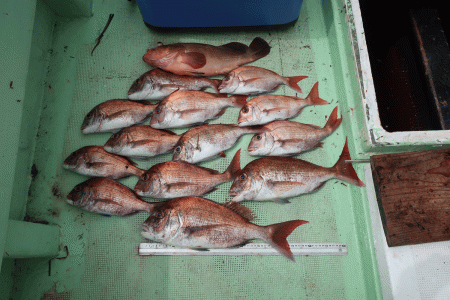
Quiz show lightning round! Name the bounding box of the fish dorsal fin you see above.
[223,201,256,221]
[219,42,248,53]
[159,128,178,136]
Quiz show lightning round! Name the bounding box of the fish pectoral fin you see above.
[266,180,306,196]
[273,198,291,204]
[280,139,305,145]
[243,78,261,85]
[183,225,226,237]
[180,52,207,69]
[159,84,183,93]
[167,182,197,191]
[219,42,248,53]
[263,107,290,113]
[179,109,206,119]
[190,247,210,252]
[105,110,128,121]
[85,161,109,169]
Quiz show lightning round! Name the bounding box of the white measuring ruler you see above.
[139,243,347,256]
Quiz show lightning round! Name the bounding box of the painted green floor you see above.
[3,0,381,298]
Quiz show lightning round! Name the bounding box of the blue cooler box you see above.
[136,0,304,28]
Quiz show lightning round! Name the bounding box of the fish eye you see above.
[74,185,82,192]
[135,78,140,84]
[70,151,78,157]
[255,135,261,140]
[156,211,164,218]
[242,107,249,114]
[224,75,230,81]
[143,173,150,181]
[239,173,247,181]
[175,146,181,153]
[113,133,120,139]
[155,107,161,114]
[85,112,92,119]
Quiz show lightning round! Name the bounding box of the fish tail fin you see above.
[262,220,309,262]
[331,139,365,187]
[306,82,329,105]
[223,149,241,181]
[286,76,308,93]
[230,95,248,108]
[248,37,271,60]
[324,106,342,133]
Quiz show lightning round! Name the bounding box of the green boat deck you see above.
[1,0,381,298]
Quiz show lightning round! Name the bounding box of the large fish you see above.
[141,196,308,261]
[128,69,221,101]
[248,107,342,156]
[63,145,145,179]
[67,177,154,216]
[150,90,247,129]
[142,37,271,77]
[135,149,241,198]
[229,139,365,203]
[238,82,328,126]
[173,124,265,164]
[218,66,308,95]
[81,99,157,134]
[103,125,180,159]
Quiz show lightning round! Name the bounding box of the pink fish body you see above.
[143,38,271,77]
[230,139,365,203]
[218,66,308,95]
[141,196,308,261]
[248,107,342,156]
[238,82,328,126]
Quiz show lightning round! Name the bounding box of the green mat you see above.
[1,0,381,298]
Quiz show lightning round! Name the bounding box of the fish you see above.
[141,196,308,261]
[67,177,154,216]
[135,149,241,198]
[150,90,247,129]
[229,139,365,203]
[238,82,329,126]
[142,37,271,77]
[173,124,266,164]
[128,68,221,101]
[63,145,145,179]
[218,66,308,95]
[248,107,342,156]
[81,99,157,134]
[103,125,180,159]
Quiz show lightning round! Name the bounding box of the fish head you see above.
[229,169,260,202]
[247,132,273,156]
[134,169,161,197]
[66,181,93,207]
[172,142,193,163]
[143,44,179,69]
[104,131,130,153]
[238,103,261,126]
[81,108,104,134]
[149,103,171,128]
[141,205,181,243]
[218,72,240,94]
[128,72,155,100]
[63,149,86,170]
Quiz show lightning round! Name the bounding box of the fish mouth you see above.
[246,146,257,153]
[66,194,74,205]
[62,163,75,170]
